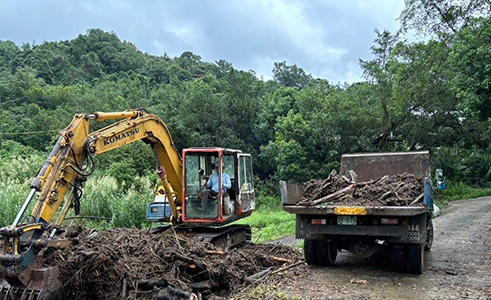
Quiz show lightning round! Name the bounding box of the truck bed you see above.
[280,179,433,217]
[282,204,427,216]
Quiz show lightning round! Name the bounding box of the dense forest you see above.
[0,0,489,194]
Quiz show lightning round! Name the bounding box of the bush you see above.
[431,147,491,186]
[255,195,282,211]
[0,140,39,159]
[435,179,491,205]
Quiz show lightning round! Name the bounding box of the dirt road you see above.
[254,197,491,300]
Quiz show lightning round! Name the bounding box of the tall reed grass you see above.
[0,153,155,229]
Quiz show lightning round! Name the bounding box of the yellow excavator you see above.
[0,109,255,299]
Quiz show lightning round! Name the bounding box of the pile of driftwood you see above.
[41,226,303,300]
[298,171,424,207]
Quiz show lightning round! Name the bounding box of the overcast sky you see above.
[0,0,406,83]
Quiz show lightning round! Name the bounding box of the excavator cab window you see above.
[238,154,255,213]
[222,154,236,217]
[184,151,239,221]
[184,153,220,219]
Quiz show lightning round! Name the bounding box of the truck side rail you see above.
[282,205,428,216]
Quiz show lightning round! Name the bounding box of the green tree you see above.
[0,41,20,71]
[391,40,463,149]
[400,0,490,37]
[273,61,313,89]
[450,16,491,121]
[360,30,402,150]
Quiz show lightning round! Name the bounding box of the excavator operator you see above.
[208,163,231,195]
[201,163,231,206]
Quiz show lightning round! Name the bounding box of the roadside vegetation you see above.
[236,195,295,243]
[435,180,491,207]
[0,1,489,240]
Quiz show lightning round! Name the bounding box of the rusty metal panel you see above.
[340,151,430,182]
[280,181,304,205]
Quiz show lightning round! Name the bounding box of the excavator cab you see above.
[182,148,255,225]
[146,147,255,226]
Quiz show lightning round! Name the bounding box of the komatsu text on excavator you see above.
[0,109,255,299]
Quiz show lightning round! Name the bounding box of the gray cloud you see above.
[0,0,404,83]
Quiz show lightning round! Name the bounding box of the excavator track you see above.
[150,224,252,249]
[191,224,252,249]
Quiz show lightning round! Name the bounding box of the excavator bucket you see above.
[0,239,70,300]
[0,267,61,300]
[0,262,62,300]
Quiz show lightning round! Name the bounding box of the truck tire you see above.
[425,218,433,251]
[304,239,318,265]
[316,240,337,266]
[408,244,424,274]
[391,245,407,272]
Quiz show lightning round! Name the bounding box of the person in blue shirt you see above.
[207,163,231,195]
[201,163,231,208]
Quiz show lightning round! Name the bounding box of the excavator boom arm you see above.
[0,109,183,280]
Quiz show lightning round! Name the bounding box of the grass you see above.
[0,170,153,229]
[236,195,296,243]
[0,155,45,227]
[238,208,296,243]
[434,180,491,207]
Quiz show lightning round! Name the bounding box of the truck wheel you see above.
[424,218,433,251]
[316,240,337,266]
[408,244,424,274]
[304,239,318,265]
[391,245,407,272]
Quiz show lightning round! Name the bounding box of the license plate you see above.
[337,215,357,225]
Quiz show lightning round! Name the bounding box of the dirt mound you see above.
[299,172,424,207]
[41,226,303,300]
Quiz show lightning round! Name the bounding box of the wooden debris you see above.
[270,256,293,264]
[245,267,273,283]
[204,250,225,255]
[40,226,304,300]
[305,185,356,206]
[270,261,304,275]
[299,172,425,207]
[410,193,424,205]
[349,279,368,284]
